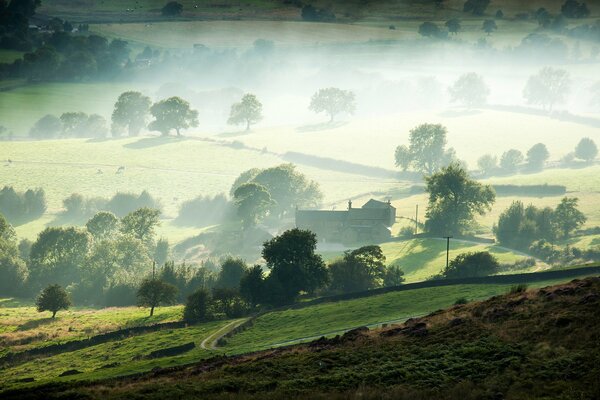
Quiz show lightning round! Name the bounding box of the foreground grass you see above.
[0,299,183,355]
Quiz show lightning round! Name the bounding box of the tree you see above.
[216,257,248,289]
[448,73,490,108]
[574,137,598,162]
[309,88,356,122]
[0,212,16,242]
[149,97,199,136]
[239,265,264,307]
[154,238,170,266]
[233,183,274,227]
[262,229,328,305]
[477,154,498,176]
[445,19,461,35]
[383,265,405,287]
[120,207,161,244]
[29,114,62,139]
[463,0,490,16]
[495,201,556,249]
[84,114,108,138]
[561,0,590,18]
[482,19,497,35]
[137,278,178,316]
[394,123,456,175]
[183,288,212,322]
[227,93,263,131]
[553,197,586,238]
[425,163,495,236]
[0,223,27,297]
[36,284,71,318]
[329,245,387,294]
[523,67,570,112]
[111,91,151,136]
[86,211,119,240]
[500,149,524,173]
[418,22,442,38]
[162,1,183,16]
[526,143,550,171]
[442,251,499,278]
[60,112,88,137]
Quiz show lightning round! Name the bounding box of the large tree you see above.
[523,67,570,112]
[233,183,274,227]
[445,19,461,35]
[482,19,497,35]
[477,154,498,176]
[227,93,263,131]
[395,123,456,175]
[500,149,524,173]
[463,0,490,16]
[442,251,499,279]
[309,87,356,122]
[239,265,264,307]
[329,245,387,294]
[526,143,550,171]
[36,284,71,318]
[149,97,199,136]
[574,137,598,162]
[215,257,248,289]
[85,211,119,240]
[262,229,328,305]
[553,197,586,238]
[111,91,152,136]
[448,72,490,108]
[29,114,62,139]
[120,207,161,244]
[425,163,496,236]
[495,201,557,249]
[137,278,178,317]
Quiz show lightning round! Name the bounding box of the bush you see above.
[509,284,528,294]
[183,288,212,323]
[454,297,468,305]
[442,251,500,279]
[104,282,138,307]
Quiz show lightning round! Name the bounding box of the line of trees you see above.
[0,186,46,224]
[62,190,161,220]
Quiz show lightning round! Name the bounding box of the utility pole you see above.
[443,236,452,270]
[415,204,419,235]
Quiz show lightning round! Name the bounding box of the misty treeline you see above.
[0,185,46,224]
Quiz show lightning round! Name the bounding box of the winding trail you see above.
[200,318,248,350]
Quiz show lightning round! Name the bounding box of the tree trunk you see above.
[176,128,181,137]
[52,311,56,318]
[150,306,155,317]
[329,113,334,123]
[246,120,250,131]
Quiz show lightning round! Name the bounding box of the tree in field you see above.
[111,91,152,136]
[418,22,442,38]
[29,114,62,139]
[60,112,88,137]
[227,93,263,131]
[329,245,387,294]
[442,251,499,279]
[262,229,328,305]
[523,67,570,112]
[463,0,490,16]
[36,284,71,318]
[232,164,323,218]
[120,207,161,244]
[425,163,495,236]
[561,0,590,18]
[162,1,183,16]
[553,197,586,238]
[183,288,212,323]
[394,123,457,175]
[137,278,178,316]
[239,265,264,307]
[574,137,598,162]
[448,73,490,108]
[309,88,356,123]
[445,19,461,35]
[149,97,198,136]
[500,149,524,173]
[482,19,497,35]
[233,183,274,228]
[495,201,557,248]
[215,257,248,289]
[526,143,550,171]
[85,211,119,240]
[477,154,498,176]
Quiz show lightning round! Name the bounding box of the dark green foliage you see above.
[136,278,178,316]
[418,21,442,38]
[508,283,528,294]
[442,251,500,278]
[482,19,497,35]
[0,222,28,296]
[85,211,119,240]
[553,197,586,238]
[425,163,495,236]
[239,265,264,307]
[262,228,328,305]
[233,183,274,227]
[161,1,183,16]
[445,18,461,34]
[329,245,387,294]
[215,257,248,289]
[212,287,249,318]
[383,265,405,287]
[111,91,151,137]
[183,288,212,323]
[495,201,558,249]
[463,0,490,16]
[149,96,199,136]
[561,0,590,18]
[0,186,46,223]
[120,207,161,244]
[35,284,71,318]
[454,297,468,305]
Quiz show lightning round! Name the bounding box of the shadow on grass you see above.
[17,317,54,331]
[296,120,348,133]
[390,239,477,277]
[123,136,190,149]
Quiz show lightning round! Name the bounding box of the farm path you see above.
[200,318,248,350]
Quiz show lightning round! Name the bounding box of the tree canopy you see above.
[425,163,496,236]
[36,284,71,318]
[523,67,570,112]
[111,91,151,137]
[526,143,550,171]
[227,93,263,131]
[394,123,457,175]
[329,245,387,294]
[137,278,178,316]
[448,72,490,108]
[149,97,198,136]
[309,87,355,122]
[575,137,598,162]
[442,251,499,279]
[233,182,274,227]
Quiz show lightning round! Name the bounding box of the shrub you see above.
[442,251,500,279]
[509,284,528,294]
[183,288,212,323]
[454,297,468,305]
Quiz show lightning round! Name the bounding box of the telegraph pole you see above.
[443,236,452,270]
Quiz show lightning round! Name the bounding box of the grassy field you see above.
[0,299,182,356]
[2,271,598,391]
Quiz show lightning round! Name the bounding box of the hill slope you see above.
[5,276,600,399]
